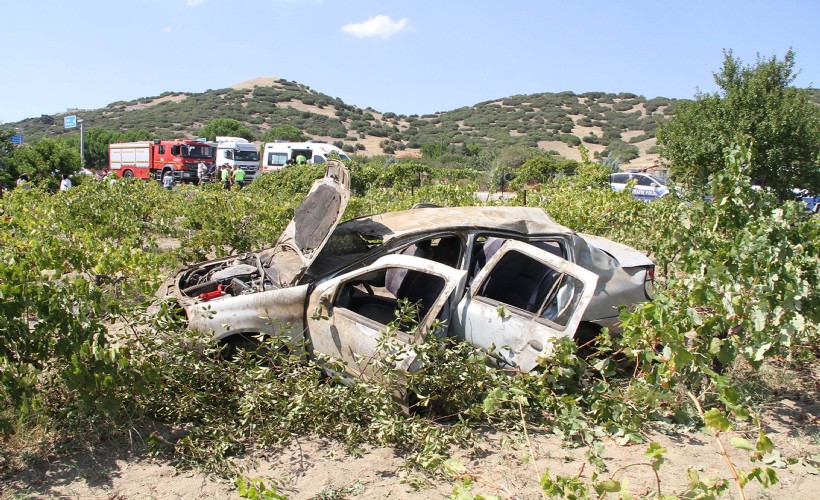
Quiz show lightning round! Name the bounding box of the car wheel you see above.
[573,322,600,351]
[220,333,290,366]
[122,169,134,178]
[220,333,262,360]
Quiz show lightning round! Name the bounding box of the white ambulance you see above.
[261,141,350,173]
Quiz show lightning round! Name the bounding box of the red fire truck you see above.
[108,140,214,183]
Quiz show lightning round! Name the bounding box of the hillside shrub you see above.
[599,140,640,163]
[613,101,635,111]
[560,134,582,146]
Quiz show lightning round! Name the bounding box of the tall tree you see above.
[9,137,81,189]
[0,129,16,186]
[261,125,308,143]
[198,118,254,142]
[657,49,820,197]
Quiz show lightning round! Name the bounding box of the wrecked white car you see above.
[158,161,655,375]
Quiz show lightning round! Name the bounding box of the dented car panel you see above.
[159,162,655,377]
[578,233,654,269]
[305,255,467,381]
[564,233,653,330]
[452,240,598,372]
[188,285,308,341]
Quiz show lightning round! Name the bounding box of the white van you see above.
[213,137,260,180]
[261,141,350,173]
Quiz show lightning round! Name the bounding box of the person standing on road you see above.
[59,173,72,191]
[233,166,246,189]
[221,163,232,190]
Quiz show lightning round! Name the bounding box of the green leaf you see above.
[442,458,467,477]
[645,442,667,470]
[753,342,773,361]
[496,304,511,319]
[593,479,621,494]
[645,442,667,459]
[791,313,805,331]
[762,450,787,468]
[756,431,775,454]
[730,437,755,451]
[751,307,767,331]
[482,387,506,414]
[703,408,732,432]
[709,337,723,355]
[732,406,751,421]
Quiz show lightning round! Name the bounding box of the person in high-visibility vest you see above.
[221,163,232,190]
[233,166,246,188]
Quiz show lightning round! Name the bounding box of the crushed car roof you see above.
[340,206,575,241]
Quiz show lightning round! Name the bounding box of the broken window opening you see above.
[478,250,559,313]
[469,236,564,284]
[385,235,463,297]
[335,267,447,332]
[475,247,584,328]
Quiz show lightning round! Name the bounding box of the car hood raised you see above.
[259,161,350,286]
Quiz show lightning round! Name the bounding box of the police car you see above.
[608,172,670,201]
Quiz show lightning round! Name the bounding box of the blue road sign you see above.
[64,115,77,128]
[10,135,23,145]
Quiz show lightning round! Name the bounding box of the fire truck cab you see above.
[109,140,214,183]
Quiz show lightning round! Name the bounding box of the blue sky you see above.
[2,0,818,124]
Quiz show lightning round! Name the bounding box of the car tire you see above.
[220,333,262,360]
[220,333,291,367]
[573,322,600,352]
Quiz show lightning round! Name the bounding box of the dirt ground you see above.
[3,394,819,500]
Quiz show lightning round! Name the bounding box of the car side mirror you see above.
[312,293,333,320]
[319,293,332,310]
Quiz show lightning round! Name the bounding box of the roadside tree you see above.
[509,154,579,190]
[199,118,254,142]
[8,137,81,189]
[657,49,820,197]
[0,129,15,186]
[261,125,309,143]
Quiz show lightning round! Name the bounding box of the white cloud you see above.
[163,26,172,32]
[186,0,203,6]
[341,15,411,39]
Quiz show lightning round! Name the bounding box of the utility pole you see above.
[79,119,84,167]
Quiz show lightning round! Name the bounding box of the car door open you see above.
[305,254,466,382]
[452,240,598,372]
